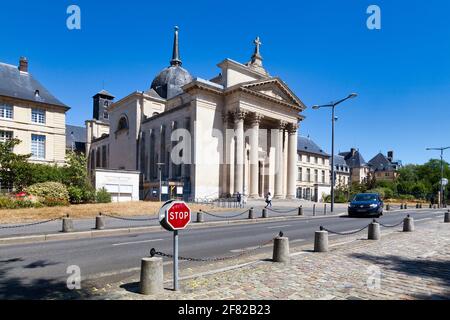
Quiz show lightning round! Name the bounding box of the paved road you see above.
[0,205,345,238]
[0,209,444,299]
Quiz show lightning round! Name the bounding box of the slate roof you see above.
[66,125,86,151]
[368,153,401,172]
[297,136,330,157]
[0,62,68,109]
[334,155,350,168]
[94,89,115,98]
[339,150,368,168]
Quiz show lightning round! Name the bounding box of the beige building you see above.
[0,58,69,165]
[334,155,351,188]
[339,148,370,184]
[87,28,305,201]
[296,136,331,202]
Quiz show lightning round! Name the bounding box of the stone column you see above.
[234,110,246,194]
[250,114,263,198]
[221,114,230,197]
[287,123,298,199]
[274,121,286,199]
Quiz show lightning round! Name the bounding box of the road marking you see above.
[112,239,163,246]
[291,239,306,243]
[267,225,291,230]
[415,218,433,222]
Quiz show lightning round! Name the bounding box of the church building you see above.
[86,27,306,201]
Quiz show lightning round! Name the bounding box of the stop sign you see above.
[159,200,191,231]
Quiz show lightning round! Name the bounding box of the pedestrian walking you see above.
[236,192,243,208]
[265,192,273,208]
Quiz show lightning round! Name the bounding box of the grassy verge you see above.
[0,201,230,224]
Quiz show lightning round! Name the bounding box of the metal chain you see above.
[379,218,406,228]
[321,224,370,236]
[266,208,298,214]
[0,217,62,229]
[200,209,250,219]
[150,238,274,262]
[101,213,158,222]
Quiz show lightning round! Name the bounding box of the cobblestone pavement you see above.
[95,220,450,300]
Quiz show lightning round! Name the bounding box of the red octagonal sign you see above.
[159,200,191,231]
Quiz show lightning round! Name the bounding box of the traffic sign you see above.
[442,178,448,186]
[159,200,191,231]
[158,200,192,292]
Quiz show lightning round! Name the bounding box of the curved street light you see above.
[312,93,358,213]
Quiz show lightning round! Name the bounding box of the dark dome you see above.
[150,65,192,99]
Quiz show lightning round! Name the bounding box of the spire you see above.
[170,26,182,66]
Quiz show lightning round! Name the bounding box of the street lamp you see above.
[157,162,165,202]
[312,93,358,213]
[426,147,450,208]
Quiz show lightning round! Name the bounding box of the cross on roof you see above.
[254,37,262,55]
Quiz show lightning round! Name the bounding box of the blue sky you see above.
[1,0,449,165]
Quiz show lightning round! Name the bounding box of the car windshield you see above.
[353,194,378,202]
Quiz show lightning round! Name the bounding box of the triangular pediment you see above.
[240,78,305,109]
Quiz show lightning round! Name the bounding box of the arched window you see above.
[117,116,129,132]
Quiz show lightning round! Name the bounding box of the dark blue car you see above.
[348,193,384,218]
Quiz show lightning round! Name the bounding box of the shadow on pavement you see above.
[0,259,96,300]
[350,253,450,300]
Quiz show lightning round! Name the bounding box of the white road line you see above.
[415,218,433,222]
[267,225,291,230]
[290,239,306,243]
[112,239,163,246]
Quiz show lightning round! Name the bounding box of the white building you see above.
[86,27,306,201]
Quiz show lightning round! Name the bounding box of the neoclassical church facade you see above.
[86,27,306,201]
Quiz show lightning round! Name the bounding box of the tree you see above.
[0,139,31,191]
[64,151,89,188]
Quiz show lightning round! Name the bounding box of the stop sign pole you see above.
[158,200,191,291]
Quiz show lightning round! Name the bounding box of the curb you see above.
[0,212,346,246]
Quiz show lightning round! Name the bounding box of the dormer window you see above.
[35,90,40,98]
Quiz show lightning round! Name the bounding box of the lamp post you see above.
[312,93,358,213]
[157,162,165,202]
[426,147,450,208]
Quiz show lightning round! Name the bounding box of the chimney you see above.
[387,151,394,162]
[350,148,357,157]
[19,57,28,72]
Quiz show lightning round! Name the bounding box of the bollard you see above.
[403,215,415,232]
[272,233,290,263]
[197,211,204,223]
[139,257,164,295]
[404,204,408,210]
[95,214,105,230]
[386,204,390,211]
[314,228,329,253]
[368,220,381,240]
[433,205,437,209]
[298,206,304,216]
[248,208,255,219]
[429,204,433,209]
[262,209,269,219]
[62,215,74,233]
[416,203,419,209]
[313,204,316,216]
[324,204,327,216]
[445,211,450,223]
[400,204,404,210]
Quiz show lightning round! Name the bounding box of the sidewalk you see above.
[100,219,450,300]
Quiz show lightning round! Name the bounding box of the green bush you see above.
[68,186,83,204]
[96,188,112,204]
[27,182,70,203]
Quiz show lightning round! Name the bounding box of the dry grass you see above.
[0,201,230,224]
